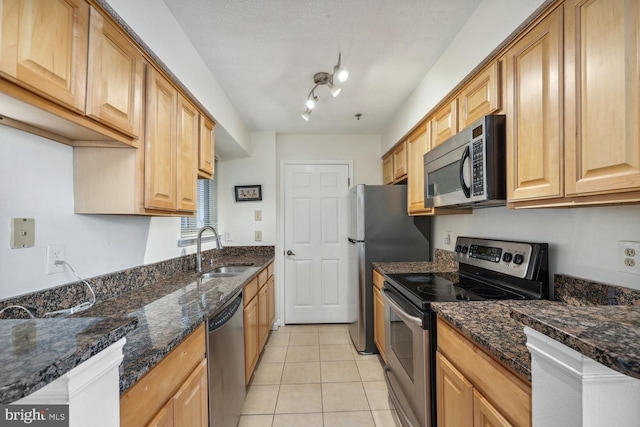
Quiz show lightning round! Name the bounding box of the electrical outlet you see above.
[255,231,262,242]
[255,210,262,221]
[47,244,66,275]
[225,230,233,242]
[619,241,640,275]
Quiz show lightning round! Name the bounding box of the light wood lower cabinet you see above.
[436,317,530,427]
[372,270,386,363]
[244,262,275,384]
[121,324,207,427]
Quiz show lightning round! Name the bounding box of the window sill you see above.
[177,235,218,248]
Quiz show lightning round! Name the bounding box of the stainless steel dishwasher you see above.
[207,289,245,427]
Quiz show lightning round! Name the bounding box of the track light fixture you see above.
[301,52,348,120]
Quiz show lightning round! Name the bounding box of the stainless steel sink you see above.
[199,265,252,278]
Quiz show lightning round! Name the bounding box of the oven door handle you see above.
[384,366,416,427]
[382,288,422,328]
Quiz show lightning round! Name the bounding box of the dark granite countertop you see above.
[511,304,640,380]
[0,247,274,402]
[75,251,274,394]
[0,316,137,403]
[431,300,561,381]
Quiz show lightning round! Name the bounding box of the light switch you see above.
[255,210,262,221]
[255,231,262,242]
[10,218,35,248]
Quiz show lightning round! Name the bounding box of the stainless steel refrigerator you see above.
[348,184,431,354]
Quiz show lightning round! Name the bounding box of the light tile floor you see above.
[240,324,400,427]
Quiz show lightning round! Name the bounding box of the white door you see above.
[283,163,350,323]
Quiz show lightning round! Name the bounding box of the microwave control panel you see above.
[472,138,484,196]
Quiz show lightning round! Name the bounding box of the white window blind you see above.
[180,161,218,241]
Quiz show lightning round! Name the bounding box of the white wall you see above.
[276,134,382,186]
[0,126,149,299]
[218,132,278,246]
[382,0,546,151]
[433,206,640,290]
[105,0,251,157]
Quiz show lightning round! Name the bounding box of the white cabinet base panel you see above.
[16,338,126,427]
[525,327,640,427]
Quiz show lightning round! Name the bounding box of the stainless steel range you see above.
[382,237,549,427]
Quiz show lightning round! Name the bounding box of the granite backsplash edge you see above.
[0,246,275,318]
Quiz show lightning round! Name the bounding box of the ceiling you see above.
[162,0,482,136]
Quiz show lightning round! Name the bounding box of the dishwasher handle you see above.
[208,291,243,332]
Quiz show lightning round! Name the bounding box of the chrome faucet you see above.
[196,226,223,273]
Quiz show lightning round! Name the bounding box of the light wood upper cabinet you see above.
[564,0,640,197]
[0,0,89,113]
[431,99,458,147]
[407,122,433,215]
[86,6,144,140]
[393,140,408,179]
[145,67,178,211]
[458,61,501,130]
[198,115,215,179]
[383,154,394,184]
[176,95,198,212]
[505,6,564,202]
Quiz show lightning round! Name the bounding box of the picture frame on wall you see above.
[234,185,262,202]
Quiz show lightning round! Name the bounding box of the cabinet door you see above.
[393,140,408,180]
[407,122,433,215]
[431,99,458,147]
[146,400,174,427]
[0,0,88,112]
[244,296,259,385]
[145,67,177,211]
[564,0,640,196]
[173,359,208,427]
[198,115,215,179]
[436,351,473,427]
[176,95,198,213]
[86,6,144,140]
[267,276,275,328]
[458,61,500,130]
[383,154,394,184]
[473,390,513,427]
[505,7,563,201]
[373,286,386,363]
[258,283,269,350]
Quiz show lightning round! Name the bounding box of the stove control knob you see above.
[461,246,469,254]
[513,254,524,265]
[455,245,462,253]
[502,252,513,263]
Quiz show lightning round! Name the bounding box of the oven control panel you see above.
[454,237,545,279]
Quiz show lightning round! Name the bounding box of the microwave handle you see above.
[459,145,471,198]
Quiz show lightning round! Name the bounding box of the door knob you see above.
[286,250,296,256]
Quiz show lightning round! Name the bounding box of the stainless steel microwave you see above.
[423,114,506,208]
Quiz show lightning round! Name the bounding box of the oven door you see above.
[424,141,473,208]
[383,285,430,427]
